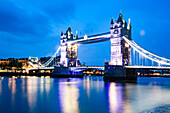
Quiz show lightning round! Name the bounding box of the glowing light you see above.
[59,80,79,113]
[125,43,129,48]
[84,34,88,40]
[109,83,117,113]
[140,30,145,36]
[127,18,131,30]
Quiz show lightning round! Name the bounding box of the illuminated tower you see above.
[110,12,132,66]
[60,27,78,67]
[60,31,68,67]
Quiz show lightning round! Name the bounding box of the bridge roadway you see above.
[28,66,105,75]
[125,66,170,69]
[29,66,105,71]
[29,66,170,73]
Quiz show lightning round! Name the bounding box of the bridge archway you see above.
[78,39,110,66]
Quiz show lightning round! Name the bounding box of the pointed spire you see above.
[120,10,122,16]
[75,30,78,38]
[127,18,131,30]
[111,16,114,24]
[68,25,71,31]
[61,31,63,36]
[110,17,114,29]
[128,18,131,24]
[117,10,124,23]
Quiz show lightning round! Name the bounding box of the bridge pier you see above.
[104,64,137,82]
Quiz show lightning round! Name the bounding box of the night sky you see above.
[0,0,170,66]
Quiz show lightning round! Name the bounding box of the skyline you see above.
[1,0,170,65]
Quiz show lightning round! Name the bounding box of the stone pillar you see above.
[110,21,123,66]
[60,33,68,67]
[67,44,78,67]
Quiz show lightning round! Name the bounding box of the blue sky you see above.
[0,0,170,66]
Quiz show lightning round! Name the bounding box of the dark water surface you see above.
[0,76,170,113]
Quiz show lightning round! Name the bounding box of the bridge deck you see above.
[68,32,110,45]
[125,66,170,70]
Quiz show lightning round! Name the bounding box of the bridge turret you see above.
[60,29,68,67]
[74,31,78,39]
[110,12,132,66]
[117,11,124,23]
[60,26,79,67]
[61,31,63,37]
[66,26,73,40]
[110,17,114,29]
[127,18,131,30]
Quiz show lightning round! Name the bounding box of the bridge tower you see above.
[110,12,132,66]
[60,27,79,67]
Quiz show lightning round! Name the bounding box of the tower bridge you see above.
[28,12,170,80]
[60,12,131,67]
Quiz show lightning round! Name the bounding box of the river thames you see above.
[0,76,170,113]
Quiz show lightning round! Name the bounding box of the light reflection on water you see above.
[59,79,79,113]
[0,76,169,113]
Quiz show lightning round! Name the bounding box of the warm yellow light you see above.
[84,34,88,40]
[125,43,129,48]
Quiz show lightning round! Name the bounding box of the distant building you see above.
[0,59,10,65]
[0,58,28,66]
[18,58,28,66]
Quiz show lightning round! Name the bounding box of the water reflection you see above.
[0,76,169,113]
[106,82,124,113]
[108,82,118,113]
[59,78,79,113]
[26,76,38,110]
[0,77,4,95]
[83,76,90,97]
[105,79,170,113]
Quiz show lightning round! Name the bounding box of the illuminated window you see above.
[114,30,118,34]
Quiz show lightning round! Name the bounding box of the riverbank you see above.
[0,72,84,78]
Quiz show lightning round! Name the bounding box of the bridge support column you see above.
[104,65,137,82]
[110,12,131,66]
[67,44,78,67]
[60,27,79,67]
[60,32,68,67]
[110,37,123,65]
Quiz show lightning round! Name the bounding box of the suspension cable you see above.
[123,36,170,65]
[41,46,61,67]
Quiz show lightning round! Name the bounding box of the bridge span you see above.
[28,65,170,78]
[25,12,170,82]
[29,66,104,75]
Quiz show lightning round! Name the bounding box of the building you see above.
[110,12,131,66]
[0,58,28,70]
[0,58,28,66]
[60,27,78,67]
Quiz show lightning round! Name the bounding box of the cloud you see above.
[26,0,76,24]
[0,1,52,43]
[0,0,76,45]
